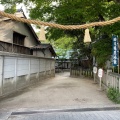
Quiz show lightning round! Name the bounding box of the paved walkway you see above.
[0,72,114,110]
[0,72,119,120]
[7,110,120,120]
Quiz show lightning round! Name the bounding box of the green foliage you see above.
[114,66,120,73]
[54,36,73,50]
[2,0,120,39]
[0,0,23,4]
[1,0,28,14]
[0,0,22,13]
[28,0,120,66]
[107,87,120,103]
[1,0,120,67]
[53,36,73,57]
[100,22,120,37]
[55,49,66,58]
[4,5,16,13]
[28,0,120,39]
[91,38,112,68]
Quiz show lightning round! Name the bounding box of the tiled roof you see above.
[31,43,56,56]
[31,44,50,49]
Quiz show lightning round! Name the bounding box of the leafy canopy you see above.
[1,0,120,67]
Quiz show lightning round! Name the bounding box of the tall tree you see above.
[1,0,120,67]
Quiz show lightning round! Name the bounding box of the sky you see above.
[0,4,4,11]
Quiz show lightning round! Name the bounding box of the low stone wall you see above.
[0,52,55,97]
[70,68,120,93]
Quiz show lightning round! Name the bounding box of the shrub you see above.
[107,88,120,104]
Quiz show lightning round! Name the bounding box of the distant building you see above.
[55,49,78,71]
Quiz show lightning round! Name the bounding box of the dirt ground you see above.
[0,72,114,110]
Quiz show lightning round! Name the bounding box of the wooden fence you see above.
[0,41,31,55]
[70,68,93,78]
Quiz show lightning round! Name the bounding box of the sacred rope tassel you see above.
[39,25,46,41]
[84,28,91,43]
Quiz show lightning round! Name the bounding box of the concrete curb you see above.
[11,106,120,115]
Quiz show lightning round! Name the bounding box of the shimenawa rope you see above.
[0,11,120,30]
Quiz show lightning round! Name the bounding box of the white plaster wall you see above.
[13,22,37,47]
[40,59,46,72]
[0,53,55,97]
[30,59,39,74]
[3,57,16,94]
[33,51,44,57]
[4,57,15,78]
[17,58,29,76]
[46,60,51,71]
[51,60,55,69]
[33,49,52,58]
[0,56,3,95]
[0,21,13,43]
[33,51,37,56]
[45,49,52,58]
